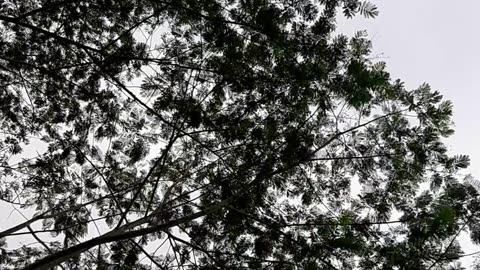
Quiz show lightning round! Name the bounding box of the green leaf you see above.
[359,1,379,18]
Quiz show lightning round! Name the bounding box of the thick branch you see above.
[0,186,136,238]
[23,199,227,270]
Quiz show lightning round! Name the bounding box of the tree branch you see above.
[0,14,103,54]
[23,199,228,270]
[0,186,137,238]
[15,0,82,20]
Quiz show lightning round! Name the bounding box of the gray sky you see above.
[337,0,480,266]
[339,1,480,177]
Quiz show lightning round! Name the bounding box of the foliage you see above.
[0,0,478,269]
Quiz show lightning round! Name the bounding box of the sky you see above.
[2,1,480,268]
[338,0,480,177]
[337,0,480,267]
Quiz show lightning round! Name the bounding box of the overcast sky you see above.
[339,1,480,177]
[337,0,480,266]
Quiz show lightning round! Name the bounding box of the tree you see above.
[0,0,478,269]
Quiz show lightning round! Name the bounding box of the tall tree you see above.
[0,0,478,269]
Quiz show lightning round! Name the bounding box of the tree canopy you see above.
[0,0,479,269]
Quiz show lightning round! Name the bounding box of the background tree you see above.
[0,0,479,269]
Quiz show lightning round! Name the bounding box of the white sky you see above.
[338,0,480,177]
[337,1,480,267]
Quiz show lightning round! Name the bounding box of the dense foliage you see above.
[0,0,479,269]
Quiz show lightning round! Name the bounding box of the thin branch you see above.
[167,230,225,268]
[0,14,103,54]
[0,185,137,238]
[226,206,339,270]
[85,51,234,173]
[116,132,178,229]
[310,110,407,157]
[100,6,168,51]
[144,132,179,216]
[5,214,123,237]
[15,0,82,20]
[279,218,413,227]
[130,240,165,269]
[23,197,229,270]
[308,152,399,162]
[27,225,66,270]
[70,143,124,217]
[427,213,476,269]
[167,235,182,270]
